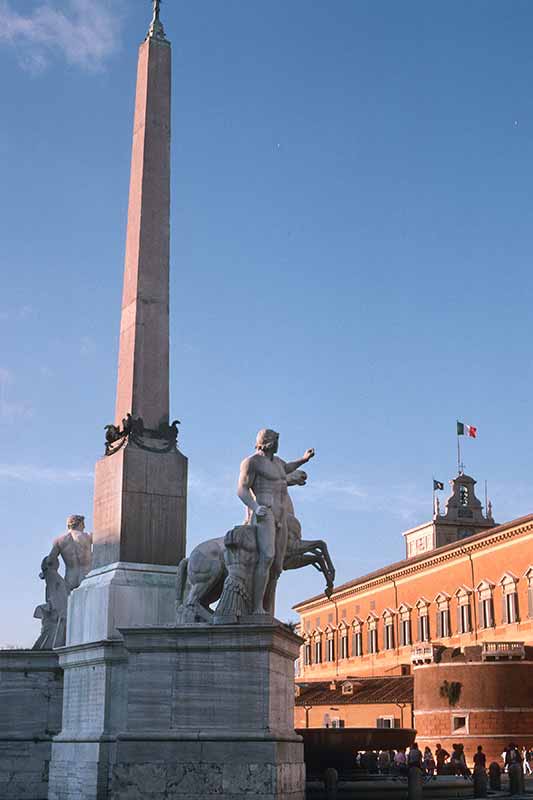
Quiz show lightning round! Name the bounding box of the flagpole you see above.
[457,429,462,475]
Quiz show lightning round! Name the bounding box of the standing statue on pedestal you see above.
[237,429,315,615]
[33,515,92,649]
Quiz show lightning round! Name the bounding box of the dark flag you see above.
[433,480,444,491]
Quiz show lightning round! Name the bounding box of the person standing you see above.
[474,746,486,771]
[408,742,423,770]
[435,743,450,775]
[424,747,436,777]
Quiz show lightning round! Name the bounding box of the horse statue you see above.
[176,470,335,623]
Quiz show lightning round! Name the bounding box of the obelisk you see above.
[49,9,188,798]
[66,1,187,644]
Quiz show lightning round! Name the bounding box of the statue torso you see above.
[57,531,92,590]
[250,454,288,520]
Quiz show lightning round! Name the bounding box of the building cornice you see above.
[294,514,533,613]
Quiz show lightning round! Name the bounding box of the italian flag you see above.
[457,421,477,438]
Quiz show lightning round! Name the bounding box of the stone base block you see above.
[111,739,305,800]
[66,562,177,645]
[0,650,63,800]
[49,624,304,800]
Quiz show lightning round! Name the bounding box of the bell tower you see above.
[403,473,496,558]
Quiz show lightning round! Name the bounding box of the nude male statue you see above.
[41,514,93,592]
[33,515,92,649]
[237,429,315,615]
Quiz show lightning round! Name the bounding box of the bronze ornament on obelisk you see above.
[91,10,187,570]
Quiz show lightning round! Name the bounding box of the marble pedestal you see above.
[66,561,177,645]
[49,624,304,800]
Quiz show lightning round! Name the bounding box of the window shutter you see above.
[528,587,533,619]
[514,593,519,623]
[502,592,508,625]
[489,599,494,627]
[426,616,430,641]
[457,605,462,634]
[478,600,484,628]
[436,611,442,638]
[417,617,422,642]
[368,630,372,652]
[446,610,451,637]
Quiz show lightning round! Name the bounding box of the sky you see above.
[1,0,533,646]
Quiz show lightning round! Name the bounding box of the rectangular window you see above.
[439,609,450,637]
[452,715,468,732]
[315,640,322,663]
[505,592,518,624]
[353,631,363,657]
[304,643,311,665]
[528,586,533,619]
[384,623,395,650]
[401,619,411,647]
[368,628,378,654]
[481,598,494,629]
[340,635,348,659]
[326,638,335,662]
[418,614,430,642]
[459,603,471,634]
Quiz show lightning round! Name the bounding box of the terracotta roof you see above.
[293,512,533,611]
[295,676,413,707]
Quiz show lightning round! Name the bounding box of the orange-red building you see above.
[294,472,533,763]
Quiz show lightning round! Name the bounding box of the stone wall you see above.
[0,650,63,800]
[414,660,533,764]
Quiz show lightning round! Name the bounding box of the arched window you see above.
[382,609,395,650]
[352,618,363,657]
[415,598,431,642]
[499,573,519,624]
[454,586,472,634]
[398,604,412,647]
[476,580,495,629]
[367,614,379,654]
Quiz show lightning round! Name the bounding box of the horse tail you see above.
[176,557,189,606]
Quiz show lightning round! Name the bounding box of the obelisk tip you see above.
[147,0,168,43]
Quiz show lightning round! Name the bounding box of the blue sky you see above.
[1,0,532,646]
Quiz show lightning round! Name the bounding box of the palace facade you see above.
[293,472,533,763]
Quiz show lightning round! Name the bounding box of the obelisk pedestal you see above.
[109,624,305,800]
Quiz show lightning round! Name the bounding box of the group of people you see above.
[501,744,533,774]
[354,742,533,779]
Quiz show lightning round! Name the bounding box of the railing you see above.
[482,641,525,661]
[411,644,437,664]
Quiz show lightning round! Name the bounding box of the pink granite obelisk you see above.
[91,6,187,571]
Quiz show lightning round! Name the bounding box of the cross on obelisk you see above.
[91,1,187,571]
